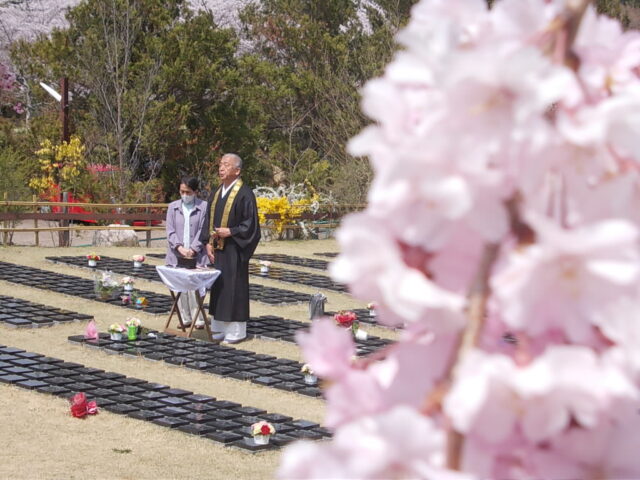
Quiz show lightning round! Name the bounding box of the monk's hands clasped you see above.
[215,227,231,238]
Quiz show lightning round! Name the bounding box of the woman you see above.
[165,176,208,328]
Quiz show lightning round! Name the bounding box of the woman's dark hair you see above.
[180,176,199,192]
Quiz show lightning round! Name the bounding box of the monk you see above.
[200,153,260,343]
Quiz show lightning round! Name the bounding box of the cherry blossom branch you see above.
[445,241,501,470]
[445,196,532,469]
[549,0,592,70]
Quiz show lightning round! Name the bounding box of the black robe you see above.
[200,182,261,322]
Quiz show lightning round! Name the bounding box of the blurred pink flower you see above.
[279,406,474,480]
[492,216,640,343]
[295,318,355,381]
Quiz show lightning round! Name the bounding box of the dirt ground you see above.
[5,220,169,248]
[0,238,396,479]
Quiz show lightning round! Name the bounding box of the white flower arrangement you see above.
[251,421,276,437]
[108,323,125,333]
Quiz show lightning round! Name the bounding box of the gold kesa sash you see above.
[209,179,243,250]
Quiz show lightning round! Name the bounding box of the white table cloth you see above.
[155,265,220,297]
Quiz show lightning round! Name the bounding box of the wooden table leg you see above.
[165,291,188,335]
[190,291,212,340]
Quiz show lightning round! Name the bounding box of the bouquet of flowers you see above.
[86,253,100,267]
[108,323,125,340]
[132,255,145,263]
[125,317,141,328]
[334,311,357,328]
[69,392,98,418]
[251,420,276,444]
[125,317,141,340]
[120,276,135,291]
[334,311,367,340]
[108,323,125,333]
[95,272,118,299]
[301,364,317,385]
[133,296,148,309]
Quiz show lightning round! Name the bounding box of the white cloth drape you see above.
[155,265,220,297]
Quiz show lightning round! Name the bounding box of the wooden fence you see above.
[0,195,364,247]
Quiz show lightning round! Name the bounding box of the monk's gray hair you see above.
[222,153,242,169]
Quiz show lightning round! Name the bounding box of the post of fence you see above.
[59,191,70,247]
[2,192,7,246]
[145,194,151,247]
[32,194,39,247]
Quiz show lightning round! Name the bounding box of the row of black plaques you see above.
[0,261,172,314]
[45,256,311,305]
[0,344,330,452]
[67,331,323,398]
[253,254,329,271]
[149,252,331,271]
[248,315,393,356]
[0,295,93,328]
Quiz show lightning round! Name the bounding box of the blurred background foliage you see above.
[0,0,636,204]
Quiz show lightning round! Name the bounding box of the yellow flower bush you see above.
[29,136,86,193]
[255,183,321,238]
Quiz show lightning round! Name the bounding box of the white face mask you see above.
[181,194,195,205]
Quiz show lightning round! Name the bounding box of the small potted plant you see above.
[251,420,276,445]
[259,260,271,275]
[367,302,377,317]
[120,276,135,292]
[334,311,368,341]
[301,364,317,385]
[108,323,125,341]
[86,253,100,267]
[132,254,145,268]
[133,294,148,310]
[125,317,141,340]
[95,272,118,300]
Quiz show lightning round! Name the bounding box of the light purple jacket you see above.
[165,198,209,267]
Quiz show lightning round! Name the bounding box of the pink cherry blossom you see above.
[574,7,640,99]
[492,216,640,343]
[281,0,640,476]
[444,347,637,445]
[295,318,355,381]
[279,406,474,480]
